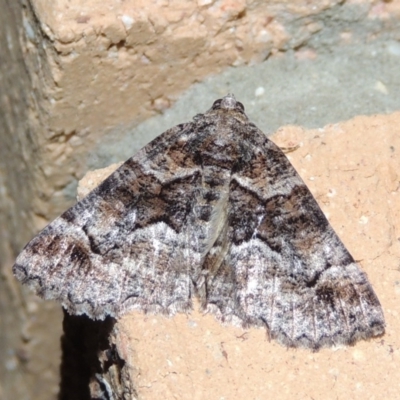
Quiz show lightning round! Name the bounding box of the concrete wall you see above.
[1,0,400,398]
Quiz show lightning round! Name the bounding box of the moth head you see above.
[211,94,245,114]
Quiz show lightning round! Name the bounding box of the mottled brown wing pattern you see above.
[14,122,206,319]
[200,133,384,349]
[13,94,385,349]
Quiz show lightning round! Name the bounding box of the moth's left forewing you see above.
[13,121,201,319]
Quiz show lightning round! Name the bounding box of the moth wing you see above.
[13,123,202,319]
[201,134,385,349]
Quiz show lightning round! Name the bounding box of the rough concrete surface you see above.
[91,41,400,170]
[79,111,400,399]
[1,0,400,399]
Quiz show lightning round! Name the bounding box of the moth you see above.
[13,94,385,349]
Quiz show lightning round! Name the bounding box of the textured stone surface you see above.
[2,0,400,398]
